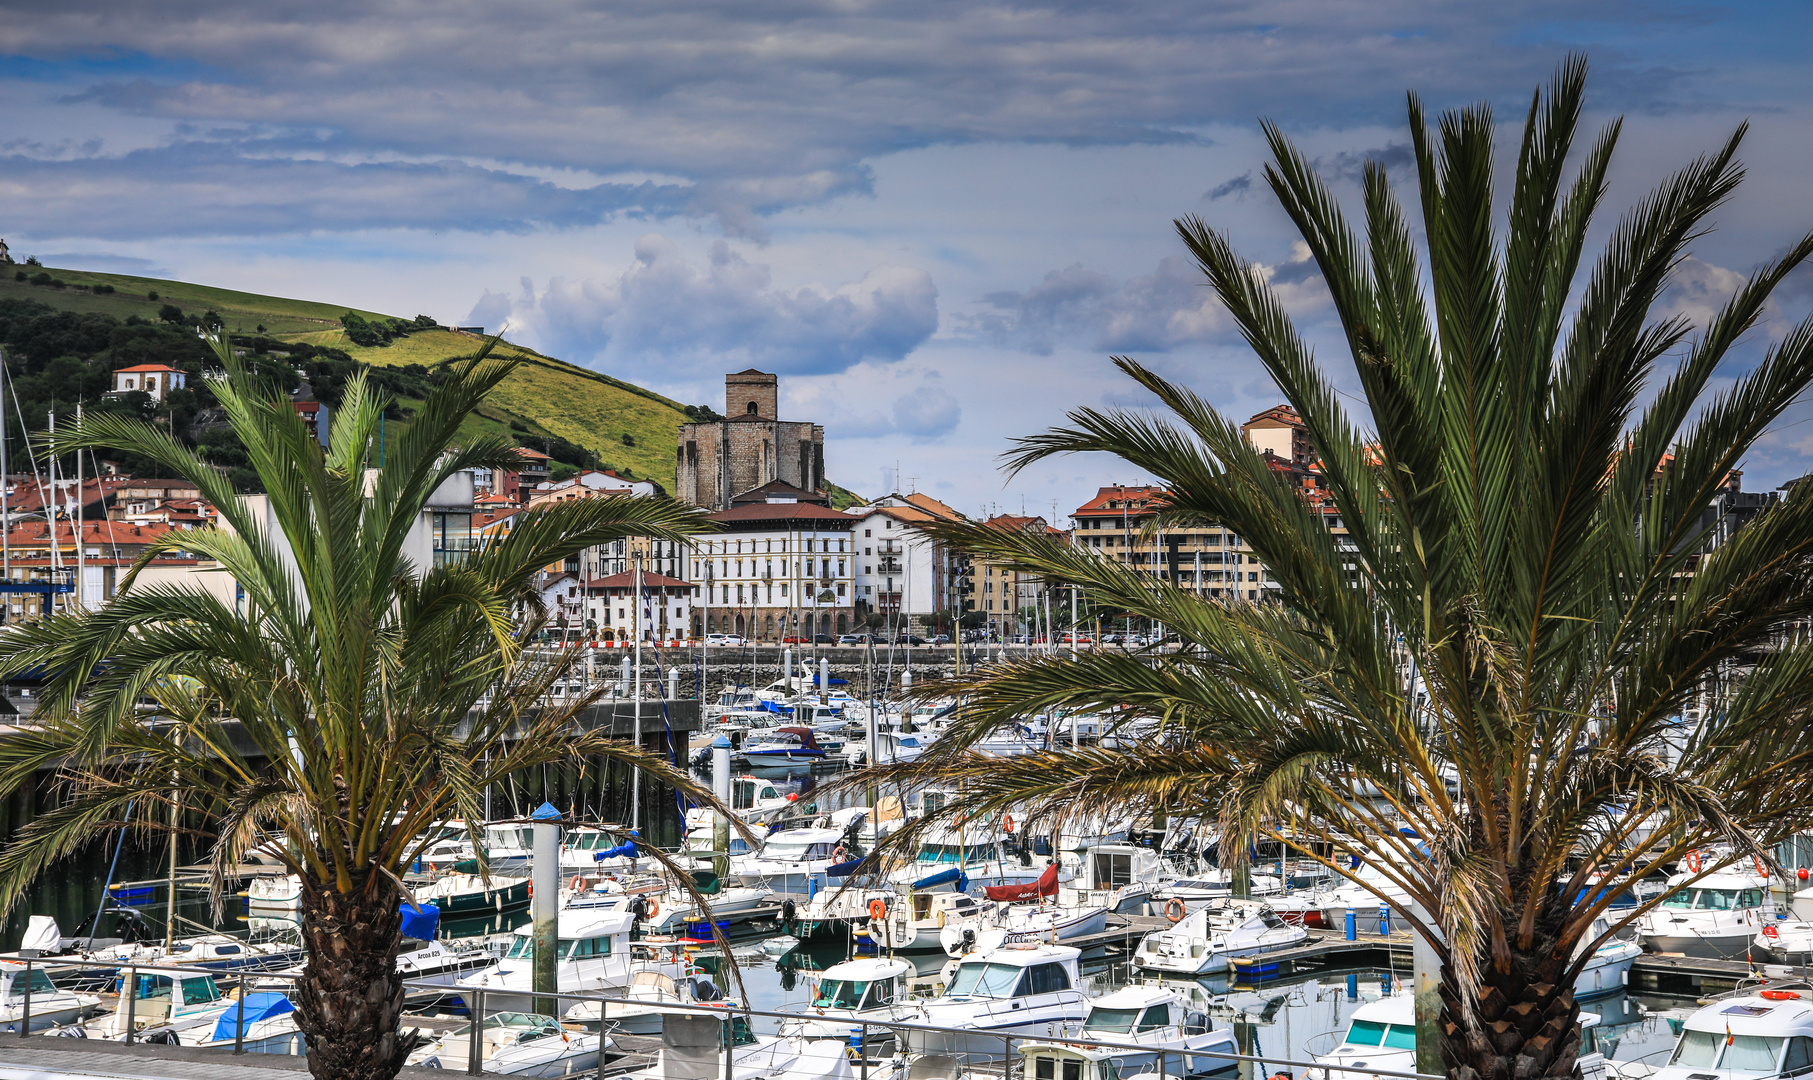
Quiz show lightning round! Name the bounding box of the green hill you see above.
[0,265,861,503]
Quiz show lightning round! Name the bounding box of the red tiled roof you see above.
[112,364,186,374]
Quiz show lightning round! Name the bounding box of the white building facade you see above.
[691,483,855,641]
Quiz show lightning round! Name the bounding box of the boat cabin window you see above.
[1345,1020,1416,1050]
[1662,888,1764,910]
[923,793,949,816]
[729,838,754,854]
[1033,1056,1084,1080]
[916,844,998,864]
[815,977,893,1009]
[182,977,223,1006]
[1021,963,1072,996]
[1087,1007,1143,1033]
[505,935,612,959]
[6,968,57,998]
[1139,1005,1170,1031]
[1092,852,1136,887]
[1782,1036,1813,1076]
[946,961,1026,998]
[126,972,173,1001]
[1672,1030,1783,1073]
[1259,910,1288,930]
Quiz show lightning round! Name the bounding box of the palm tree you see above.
[0,337,714,1080]
[883,58,1813,1080]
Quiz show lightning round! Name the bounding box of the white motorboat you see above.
[0,960,101,1033]
[415,871,533,915]
[1151,872,1286,913]
[778,956,918,1045]
[904,942,1086,1058]
[1133,901,1307,976]
[1621,986,1813,1080]
[937,898,1110,957]
[419,822,538,873]
[1791,884,1813,921]
[562,875,773,935]
[618,1015,855,1080]
[1755,919,1813,963]
[1574,915,1642,999]
[406,1012,609,1075]
[1635,868,1771,959]
[740,726,833,763]
[1061,844,1170,914]
[1307,994,1610,1080]
[456,910,660,1013]
[81,967,232,1042]
[564,965,734,1035]
[1022,983,1239,1079]
[163,991,306,1054]
[728,828,850,897]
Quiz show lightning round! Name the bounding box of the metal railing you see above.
[0,951,1448,1080]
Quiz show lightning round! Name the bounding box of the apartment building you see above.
[690,481,855,641]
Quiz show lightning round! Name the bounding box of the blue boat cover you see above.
[213,993,295,1041]
[400,902,439,941]
[826,858,863,877]
[911,868,969,892]
[594,838,639,861]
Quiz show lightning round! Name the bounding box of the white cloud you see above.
[470,235,938,378]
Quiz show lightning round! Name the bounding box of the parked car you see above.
[890,634,928,646]
[779,635,808,644]
[809,634,833,644]
[837,633,873,645]
[706,634,746,647]
[929,634,951,645]
[1059,632,1094,645]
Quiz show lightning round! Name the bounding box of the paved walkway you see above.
[0,1038,448,1079]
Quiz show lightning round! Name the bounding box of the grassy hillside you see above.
[3,265,865,500]
[0,265,389,335]
[290,328,693,483]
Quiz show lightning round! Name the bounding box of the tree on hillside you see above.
[881,58,1813,1080]
[0,335,718,1080]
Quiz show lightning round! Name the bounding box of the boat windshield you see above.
[505,935,612,959]
[945,961,1024,998]
[814,979,870,1009]
[1671,1031,1783,1072]
[1344,1020,1416,1050]
[915,844,998,864]
[1661,888,1763,910]
[1086,1007,1142,1033]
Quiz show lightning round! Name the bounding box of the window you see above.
[1087,1008,1141,1033]
[1023,962,1071,995]
[946,961,1025,998]
[1138,1005,1169,1032]
[183,977,223,1006]
[1785,1038,1813,1076]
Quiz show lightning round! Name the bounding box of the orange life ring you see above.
[647,897,660,919]
[869,898,889,921]
[1687,851,1702,874]
[1005,815,1015,834]
[1757,855,1769,877]
[954,812,966,828]
[574,877,589,893]
[1165,898,1187,923]
[527,881,533,897]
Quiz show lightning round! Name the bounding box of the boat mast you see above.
[630,555,642,832]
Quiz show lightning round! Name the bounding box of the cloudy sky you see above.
[5,1,1813,517]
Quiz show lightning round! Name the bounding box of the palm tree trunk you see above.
[1439,904,1582,1080]
[295,872,407,1080]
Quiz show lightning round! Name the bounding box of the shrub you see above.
[200,310,224,331]
[412,314,438,329]
[340,311,390,347]
[509,419,529,433]
[158,304,185,324]
[30,272,53,286]
[621,433,636,446]
[12,272,22,282]
[146,290,158,300]
[94,283,115,295]
[255,324,266,334]
[23,257,39,267]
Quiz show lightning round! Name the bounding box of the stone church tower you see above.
[676,370,825,510]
